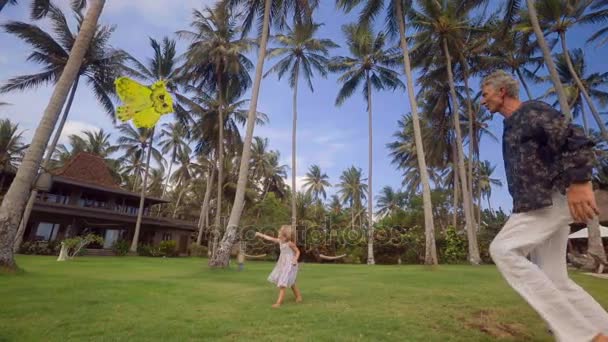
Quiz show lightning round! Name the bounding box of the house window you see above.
[162,233,172,241]
[35,222,59,241]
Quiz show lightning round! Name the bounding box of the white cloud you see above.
[283,175,307,193]
[59,121,100,144]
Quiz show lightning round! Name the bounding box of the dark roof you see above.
[51,152,121,189]
[49,152,167,204]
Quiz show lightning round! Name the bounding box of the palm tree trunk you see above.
[0,0,104,271]
[559,32,608,139]
[587,216,607,262]
[515,68,533,100]
[197,166,215,245]
[396,2,437,264]
[580,103,589,136]
[214,69,225,259]
[129,128,154,253]
[487,196,492,213]
[161,149,176,199]
[209,0,272,268]
[452,149,459,229]
[526,0,571,120]
[172,176,184,218]
[442,37,481,265]
[291,67,299,238]
[365,71,375,265]
[13,77,80,252]
[461,64,479,235]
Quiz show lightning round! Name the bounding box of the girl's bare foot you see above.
[295,297,303,303]
[271,303,281,308]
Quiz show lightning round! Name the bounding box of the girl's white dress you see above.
[267,242,299,287]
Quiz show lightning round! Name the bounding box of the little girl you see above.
[255,225,302,308]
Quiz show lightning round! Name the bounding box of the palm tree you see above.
[178,1,255,259]
[524,0,607,138]
[410,0,482,264]
[3,3,127,252]
[50,128,119,171]
[329,24,404,264]
[585,0,608,46]
[158,122,190,200]
[0,119,26,190]
[187,88,267,250]
[484,28,544,100]
[117,125,163,190]
[210,0,318,267]
[477,160,502,214]
[302,164,330,200]
[0,0,105,271]
[546,49,608,135]
[147,167,166,198]
[264,21,337,230]
[375,186,406,219]
[123,36,190,125]
[0,0,69,19]
[117,125,161,252]
[524,0,572,118]
[337,166,368,230]
[1,5,126,135]
[171,150,203,218]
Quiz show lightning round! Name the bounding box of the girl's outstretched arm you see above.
[254,232,280,243]
[288,242,300,265]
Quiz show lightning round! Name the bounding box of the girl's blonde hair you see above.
[278,225,296,242]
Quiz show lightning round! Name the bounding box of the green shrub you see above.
[19,241,60,255]
[111,240,130,256]
[159,240,178,257]
[137,244,162,257]
[188,243,207,257]
[442,226,468,264]
[62,234,104,258]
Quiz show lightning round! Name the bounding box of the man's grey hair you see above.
[482,70,519,99]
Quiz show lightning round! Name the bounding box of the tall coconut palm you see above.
[521,0,607,137]
[158,122,190,199]
[178,1,255,260]
[329,23,404,264]
[477,160,502,214]
[171,150,203,218]
[410,0,483,264]
[546,49,608,135]
[0,0,104,271]
[584,0,608,46]
[187,88,267,251]
[337,166,368,230]
[335,0,443,264]
[484,28,544,100]
[209,0,318,267]
[264,21,337,230]
[117,125,161,252]
[117,125,163,190]
[3,4,128,252]
[0,119,27,190]
[375,185,407,218]
[302,164,330,201]
[123,36,190,126]
[0,0,64,19]
[524,0,572,118]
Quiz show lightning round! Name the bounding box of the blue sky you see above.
[1,1,607,214]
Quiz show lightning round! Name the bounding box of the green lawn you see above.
[1,256,607,341]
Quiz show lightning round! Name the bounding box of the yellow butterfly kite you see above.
[114,77,174,128]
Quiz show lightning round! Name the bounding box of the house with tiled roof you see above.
[1,152,198,255]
